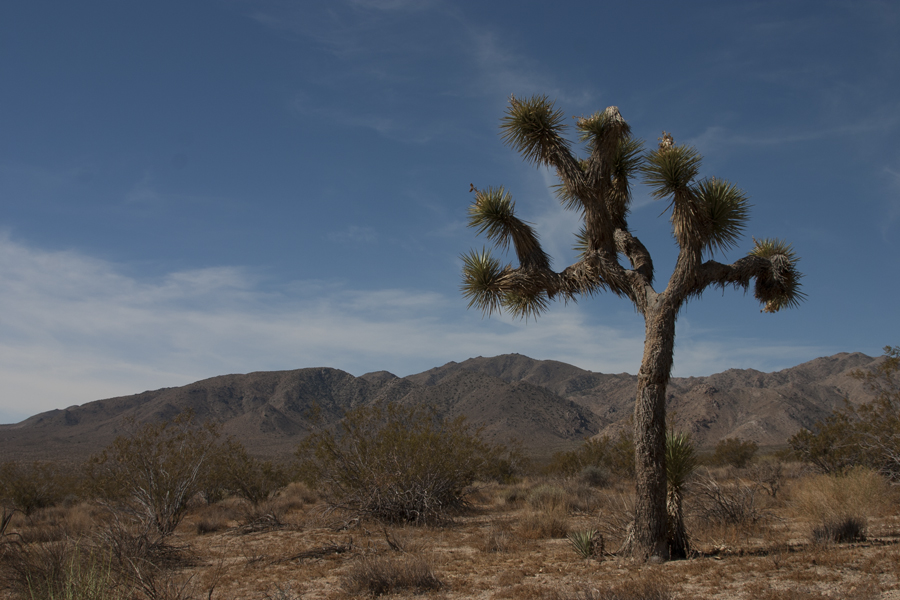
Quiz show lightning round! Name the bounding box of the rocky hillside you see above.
[0,352,881,461]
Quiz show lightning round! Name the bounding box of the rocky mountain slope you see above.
[0,352,881,461]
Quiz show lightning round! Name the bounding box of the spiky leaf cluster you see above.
[695,178,750,256]
[665,432,698,493]
[749,238,806,312]
[460,248,505,315]
[467,186,549,269]
[500,95,570,167]
[642,144,702,200]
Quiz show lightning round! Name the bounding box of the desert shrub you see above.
[747,459,786,498]
[579,465,611,488]
[811,515,867,544]
[790,346,900,479]
[595,490,636,550]
[92,513,204,598]
[85,411,222,535]
[195,515,228,535]
[790,467,889,543]
[482,441,531,484]
[215,439,290,506]
[547,431,634,480]
[693,469,765,527]
[712,437,759,469]
[296,402,499,524]
[501,484,529,506]
[0,461,75,516]
[341,554,441,596]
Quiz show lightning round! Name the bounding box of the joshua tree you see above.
[461,95,804,561]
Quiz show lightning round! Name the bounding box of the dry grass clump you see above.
[501,483,531,506]
[475,523,514,553]
[790,467,890,543]
[527,484,571,513]
[551,571,673,600]
[341,554,442,596]
[274,481,318,510]
[746,581,880,600]
[518,508,569,540]
[0,539,125,600]
[234,500,287,534]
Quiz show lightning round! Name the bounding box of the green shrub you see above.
[215,439,290,506]
[712,437,758,469]
[0,461,74,516]
[296,402,500,524]
[579,465,611,488]
[547,431,634,480]
[85,411,221,535]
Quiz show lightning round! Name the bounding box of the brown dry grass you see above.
[2,474,900,600]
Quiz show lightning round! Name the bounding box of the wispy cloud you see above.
[326,225,378,244]
[688,112,900,155]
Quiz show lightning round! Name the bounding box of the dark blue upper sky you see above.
[1,0,898,422]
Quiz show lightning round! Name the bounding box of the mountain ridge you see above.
[0,352,882,462]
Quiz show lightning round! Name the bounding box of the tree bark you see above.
[631,300,677,561]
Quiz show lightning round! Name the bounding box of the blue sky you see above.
[1,1,898,423]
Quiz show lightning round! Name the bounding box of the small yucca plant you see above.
[666,431,697,559]
[567,529,603,560]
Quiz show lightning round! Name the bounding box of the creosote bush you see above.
[86,410,221,535]
[215,439,291,506]
[712,437,758,469]
[296,402,504,524]
[547,432,634,481]
[0,461,75,516]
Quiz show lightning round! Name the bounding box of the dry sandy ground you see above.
[3,480,899,599]
[172,485,900,600]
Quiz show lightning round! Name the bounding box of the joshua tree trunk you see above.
[631,302,677,560]
[461,95,804,561]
